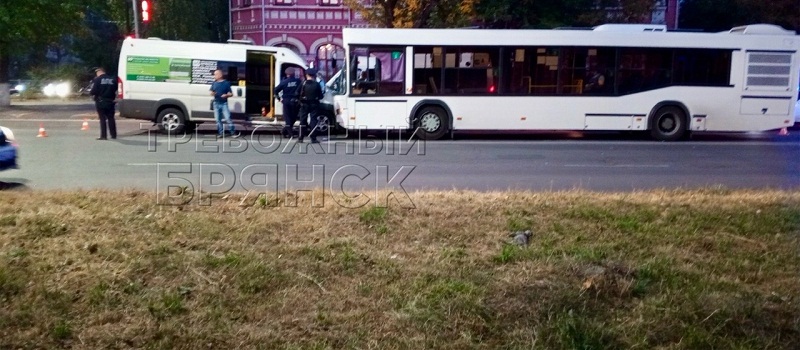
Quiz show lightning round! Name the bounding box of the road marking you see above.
[562,164,670,168]
[127,163,242,166]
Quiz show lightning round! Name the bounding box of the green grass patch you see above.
[0,189,797,349]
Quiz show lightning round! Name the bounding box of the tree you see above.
[345,0,477,28]
[476,0,596,29]
[680,0,799,32]
[0,0,92,106]
[578,0,658,26]
[145,0,229,42]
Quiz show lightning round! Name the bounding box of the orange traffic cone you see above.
[81,119,89,131]
[37,123,48,138]
[779,127,789,136]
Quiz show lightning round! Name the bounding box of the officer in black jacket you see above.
[89,67,118,140]
[297,68,324,143]
[274,67,301,138]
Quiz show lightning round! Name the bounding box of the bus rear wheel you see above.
[650,106,686,141]
[415,106,449,140]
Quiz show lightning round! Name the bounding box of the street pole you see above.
[262,3,266,46]
[132,0,140,38]
[229,0,233,40]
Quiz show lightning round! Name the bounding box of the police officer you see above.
[297,68,324,144]
[274,67,301,138]
[90,67,118,140]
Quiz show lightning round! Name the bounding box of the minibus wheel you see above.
[158,108,186,134]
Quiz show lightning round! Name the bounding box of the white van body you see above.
[117,37,307,133]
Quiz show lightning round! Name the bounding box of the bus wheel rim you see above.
[659,115,676,134]
[420,113,441,132]
[317,116,329,132]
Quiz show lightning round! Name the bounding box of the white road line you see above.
[127,163,242,166]
[562,164,670,168]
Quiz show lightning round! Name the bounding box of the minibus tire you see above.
[415,106,449,140]
[157,108,187,134]
[650,106,686,141]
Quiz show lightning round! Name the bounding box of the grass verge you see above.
[0,189,798,349]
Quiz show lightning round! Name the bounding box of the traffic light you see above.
[141,0,150,22]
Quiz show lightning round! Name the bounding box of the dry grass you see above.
[0,188,799,349]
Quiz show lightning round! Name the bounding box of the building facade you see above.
[230,0,369,80]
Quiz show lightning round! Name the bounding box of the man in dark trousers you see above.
[297,68,324,143]
[90,67,118,140]
[274,67,301,138]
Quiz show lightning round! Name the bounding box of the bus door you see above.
[245,50,276,118]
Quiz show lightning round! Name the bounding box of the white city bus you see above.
[328,24,800,140]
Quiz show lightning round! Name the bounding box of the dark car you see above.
[0,126,19,171]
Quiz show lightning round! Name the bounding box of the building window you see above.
[242,0,251,7]
[320,0,341,5]
[275,0,293,5]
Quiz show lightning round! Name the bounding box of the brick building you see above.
[230,0,369,80]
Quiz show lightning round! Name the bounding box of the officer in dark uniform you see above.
[274,67,301,138]
[297,68,324,143]
[89,67,118,140]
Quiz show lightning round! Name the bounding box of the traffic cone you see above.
[81,119,89,131]
[779,127,789,136]
[37,123,48,138]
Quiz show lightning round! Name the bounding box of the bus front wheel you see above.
[650,106,686,141]
[415,106,449,140]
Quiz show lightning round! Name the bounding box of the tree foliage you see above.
[146,0,229,42]
[680,0,799,32]
[476,0,596,29]
[345,0,477,28]
[0,0,95,105]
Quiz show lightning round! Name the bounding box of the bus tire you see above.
[315,112,341,135]
[650,106,686,141]
[157,108,186,134]
[415,106,449,140]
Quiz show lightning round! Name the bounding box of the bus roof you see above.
[342,24,799,51]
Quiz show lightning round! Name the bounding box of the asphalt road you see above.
[1,100,799,196]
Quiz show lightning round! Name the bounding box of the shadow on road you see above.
[0,180,29,191]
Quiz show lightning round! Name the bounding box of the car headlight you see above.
[55,82,70,98]
[43,83,56,97]
[14,84,25,92]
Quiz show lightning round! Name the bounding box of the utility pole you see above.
[132,0,140,38]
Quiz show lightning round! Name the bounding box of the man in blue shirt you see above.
[209,69,237,137]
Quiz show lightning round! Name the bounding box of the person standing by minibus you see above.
[209,69,238,137]
[297,68,324,143]
[90,67,118,140]
[274,67,301,138]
